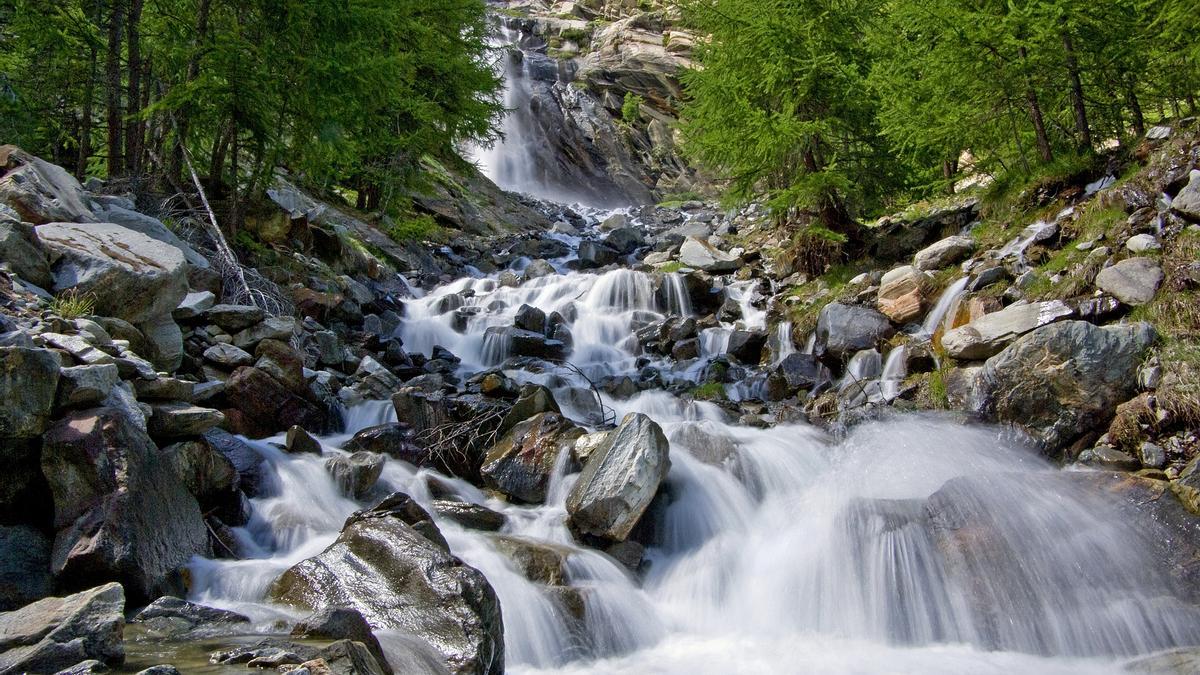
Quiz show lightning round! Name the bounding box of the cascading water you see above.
[186,200,1200,674]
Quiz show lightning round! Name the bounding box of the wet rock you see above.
[668,421,740,468]
[481,413,583,504]
[0,346,61,437]
[147,403,224,440]
[0,525,53,611]
[42,408,207,602]
[224,366,330,440]
[203,428,267,498]
[326,453,386,500]
[38,223,187,326]
[210,638,322,668]
[725,330,767,364]
[1095,257,1164,306]
[678,236,740,273]
[971,321,1156,455]
[344,424,424,464]
[390,390,512,480]
[566,413,670,542]
[205,305,265,333]
[161,438,244,525]
[1124,647,1200,674]
[488,535,569,586]
[671,338,699,361]
[54,659,110,673]
[914,235,975,271]
[814,303,893,360]
[496,385,561,439]
[287,425,323,455]
[576,241,619,269]
[522,259,556,282]
[131,596,249,636]
[271,497,503,675]
[0,582,124,674]
[0,220,52,288]
[291,607,391,674]
[605,227,645,255]
[941,300,1074,361]
[876,265,925,324]
[767,353,833,400]
[429,501,506,533]
[513,304,546,334]
[1079,446,1141,471]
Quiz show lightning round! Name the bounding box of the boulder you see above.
[286,425,323,456]
[566,413,670,542]
[522,259,555,282]
[766,353,833,400]
[1171,169,1200,221]
[576,241,619,269]
[876,265,925,324]
[92,204,208,269]
[57,365,120,409]
[0,220,52,287]
[0,582,124,674]
[913,235,974,271]
[325,452,386,500]
[172,291,215,321]
[147,403,225,439]
[488,535,569,586]
[678,236,740,273]
[205,304,265,333]
[481,413,583,504]
[232,316,297,350]
[203,428,268,498]
[291,607,391,675]
[0,346,61,437]
[970,321,1156,455]
[224,366,330,440]
[131,596,249,637]
[0,525,53,611]
[814,303,894,360]
[270,496,503,675]
[161,437,244,525]
[513,305,546,334]
[37,223,187,325]
[725,330,767,364]
[42,408,208,601]
[941,300,1074,361]
[429,501,506,533]
[0,146,95,224]
[1126,234,1161,253]
[605,227,645,255]
[1095,257,1164,306]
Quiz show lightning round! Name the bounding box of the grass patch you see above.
[49,288,96,319]
[657,261,685,273]
[386,213,441,243]
[692,382,727,401]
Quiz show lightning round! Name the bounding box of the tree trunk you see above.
[209,119,233,187]
[105,0,125,178]
[942,157,958,194]
[1018,46,1053,163]
[1124,75,1145,138]
[124,0,144,175]
[1061,33,1091,151]
[227,125,240,235]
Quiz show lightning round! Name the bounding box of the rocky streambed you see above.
[2,127,1200,675]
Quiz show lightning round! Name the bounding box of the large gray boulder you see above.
[41,407,208,602]
[271,494,503,675]
[0,525,53,611]
[970,321,1156,455]
[566,413,670,542]
[678,236,740,273]
[814,303,894,360]
[37,222,188,326]
[1095,257,1164,306]
[1171,169,1200,221]
[0,582,125,674]
[0,346,60,437]
[92,204,208,268]
[0,146,96,225]
[0,220,52,288]
[940,300,1074,360]
[914,235,975,271]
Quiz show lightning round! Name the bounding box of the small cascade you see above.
[769,321,796,365]
[879,345,908,401]
[920,277,969,338]
[660,273,694,318]
[998,221,1058,272]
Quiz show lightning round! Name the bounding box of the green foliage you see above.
[386,213,440,242]
[621,92,644,124]
[48,288,96,319]
[692,382,727,401]
[657,261,686,273]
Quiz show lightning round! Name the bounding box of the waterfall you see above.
[769,321,796,365]
[920,277,970,338]
[879,345,907,401]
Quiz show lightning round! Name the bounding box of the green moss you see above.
[692,382,727,401]
[386,213,441,242]
[657,261,685,273]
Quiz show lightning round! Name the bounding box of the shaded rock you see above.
[941,300,1074,361]
[287,425,323,456]
[41,333,115,367]
[38,223,187,325]
[224,366,330,440]
[295,639,389,675]
[147,403,224,440]
[605,227,645,255]
[0,220,52,287]
[566,413,670,542]
[725,330,767,365]
[0,525,53,611]
[914,236,974,271]
[481,413,583,504]
[42,408,208,601]
[232,316,296,350]
[814,304,893,360]
[766,353,833,400]
[488,535,569,586]
[270,498,503,675]
[291,607,390,675]
[133,377,193,403]
[203,428,267,498]
[513,305,546,334]
[171,291,215,321]
[160,438,243,525]
[1095,257,1164,306]
[205,304,265,333]
[496,385,560,439]
[57,364,119,409]
[0,346,61,437]
[970,321,1156,455]
[1170,169,1200,221]
[0,582,124,674]
[326,453,385,500]
[678,236,739,273]
[131,596,249,635]
[576,241,619,269]
[429,501,506,533]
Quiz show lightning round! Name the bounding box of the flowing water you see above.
[183,26,1200,673]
